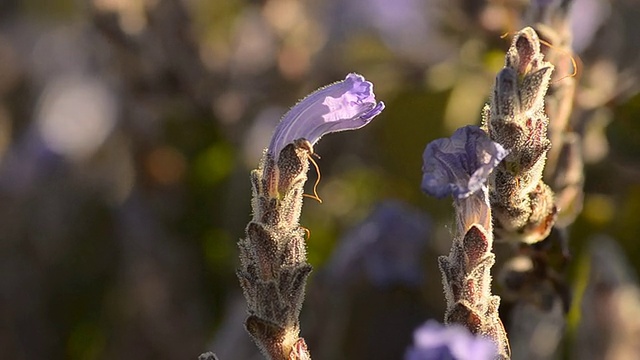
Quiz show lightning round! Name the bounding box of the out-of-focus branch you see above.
[526,0,584,229]
[576,237,640,359]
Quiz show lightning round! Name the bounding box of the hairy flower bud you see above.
[483,27,558,244]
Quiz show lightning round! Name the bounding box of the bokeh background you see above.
[1,0,639,359]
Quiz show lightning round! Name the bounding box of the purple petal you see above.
[421,126,508,200]
[268,73,385,158]
[405,320,497,360]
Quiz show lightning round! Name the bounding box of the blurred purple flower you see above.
[268,73,384,158]
[326,0,452,64]
[406,320,497,360]
[0,128,63,195]
[569,0,610,52]
[421,126,507,200]
[325,200,430,288]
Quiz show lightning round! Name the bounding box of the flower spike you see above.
[421,125,510,358]
[239,74,383,360]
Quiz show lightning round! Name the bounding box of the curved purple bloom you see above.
[406,320,497,360]
[268,73,385,158]
[421,126,508,200]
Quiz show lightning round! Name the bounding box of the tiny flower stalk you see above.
[422,126,510,359]
[483,27,558,244]
[237,74,384,360]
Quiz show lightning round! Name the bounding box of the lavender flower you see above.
[268,73,385,159]
[421,125,510,358]
[421,125,508,232]
[421,125,507,200]
[239,74,384,360]
[406,320,497,360]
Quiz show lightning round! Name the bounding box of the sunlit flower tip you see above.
[421,126,508,200]
[268,73,385,159]
[405,320,497,360]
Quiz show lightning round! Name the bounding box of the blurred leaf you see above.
[193,143,234,186]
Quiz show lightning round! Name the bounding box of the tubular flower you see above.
[421,125,508,200]
[268,73,385,159]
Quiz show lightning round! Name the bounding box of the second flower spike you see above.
[483,27,557,244]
